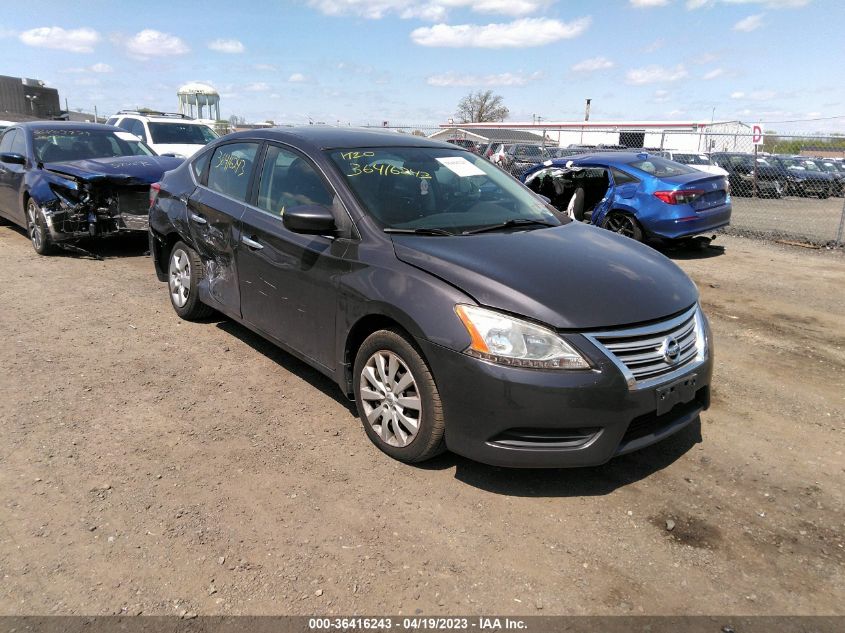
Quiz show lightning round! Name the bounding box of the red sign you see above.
[752,125,764,146]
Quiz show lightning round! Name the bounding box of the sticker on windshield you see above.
[435,156,485,178]
[115,131,140,141]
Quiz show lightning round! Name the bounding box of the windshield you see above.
[513,145,547,159]
[798,159,821,171]
[148,122,218,145]
[673,153,710,166]
[329,147,561,233]
[819,162,838,173]
[627,156,697,177]
[32,128,155,162]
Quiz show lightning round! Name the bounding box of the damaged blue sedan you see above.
[0,121,183,255]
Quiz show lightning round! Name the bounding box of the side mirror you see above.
[282,204,337,235]
[0,152,25,165]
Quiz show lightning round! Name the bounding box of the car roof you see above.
[17,121,123,132]
[219,126,456,152]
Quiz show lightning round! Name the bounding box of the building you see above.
[437,120,752,153]
[0,75,61,119]
[428,126,548,146]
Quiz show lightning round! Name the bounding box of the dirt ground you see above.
[0,224,842,617]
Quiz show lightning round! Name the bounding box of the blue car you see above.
[0,121,183,255]
[521,152,731,243]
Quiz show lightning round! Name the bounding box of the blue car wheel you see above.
[603,211,643,242]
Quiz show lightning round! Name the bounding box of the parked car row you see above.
[1,124,715,470]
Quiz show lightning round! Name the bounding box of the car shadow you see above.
[418,418,702,497]
[4,224,150,259]
[655,239,727,261]
[213,318,357,416]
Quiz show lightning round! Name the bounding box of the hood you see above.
[150,143,205,158]
[43,155,184,185]
[392,222,698,330]
[691,164,729,177]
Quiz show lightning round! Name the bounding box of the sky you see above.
[1,0,843,133]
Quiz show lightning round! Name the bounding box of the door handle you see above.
[189,212,207,225]
[242,235,263,250]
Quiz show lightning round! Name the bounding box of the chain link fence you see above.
[361,123,845,247]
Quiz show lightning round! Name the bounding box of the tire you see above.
[167,241,214,320]
[567,188,586,221]
[353,329,446,463]
[26,198,56,255]
[603,211,643,242]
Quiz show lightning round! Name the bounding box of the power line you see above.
[757,114,845,124]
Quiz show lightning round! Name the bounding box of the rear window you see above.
[627,156,697,178]
[673,154,710,166]
[148,122,217,145]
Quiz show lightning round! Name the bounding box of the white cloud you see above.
[19,26,100,53]
[411,17,591,48]
[703,68,724,79]
[125,30,189,58]
[642,38,665,53]
[654,89,670,102]
[244,82,271,91]
[731,89,777,100]
[288,73,307,83]
[427,71,542,86]
[724,0,808,6]
[306,0,551,20]
[689,0,808,7]
[571,57,614,73]
[64,62,113,74]
[630,0,670,7]
[733,13,764,31]
[208,38,244,53]
[625,64,688,84]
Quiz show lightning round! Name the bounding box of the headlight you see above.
[455,304,590,370]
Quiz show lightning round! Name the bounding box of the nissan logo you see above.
[661,336,681,364]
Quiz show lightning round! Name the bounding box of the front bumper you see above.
[418,334,712,468]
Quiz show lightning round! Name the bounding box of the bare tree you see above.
[455,90,509,123]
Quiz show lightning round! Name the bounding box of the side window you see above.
[611,168,638,185]
[105,117,118,126]
[191,150,211,183]
[206,142,259,201]
[128,119,147,142]
[0,129,16,153]
[256,145,334,218]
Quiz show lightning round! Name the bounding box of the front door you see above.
[0,128,27,224]
[236,143,348,370]
[186,140,261,315]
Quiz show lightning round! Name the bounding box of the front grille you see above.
[621,389,706,445]
[118,189,151,215]
[587,306,702,387]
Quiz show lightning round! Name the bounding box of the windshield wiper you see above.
[461,218,558,235]
[384,227,456,236]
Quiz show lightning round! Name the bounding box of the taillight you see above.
[149,182,161,208]
[654,189,704,205]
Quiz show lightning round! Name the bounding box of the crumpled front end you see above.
[38,172,151,242]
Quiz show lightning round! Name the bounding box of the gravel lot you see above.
[729,195,844,244]
[0,224,843,617]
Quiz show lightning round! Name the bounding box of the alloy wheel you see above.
[27,202,43,251]
[605,213,637,238]
[169,248,191,308]
[359,350,422,447]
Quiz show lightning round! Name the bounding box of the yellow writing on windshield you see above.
[348,163,431,179]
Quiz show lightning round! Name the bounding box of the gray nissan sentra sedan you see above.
[149,127,712,468]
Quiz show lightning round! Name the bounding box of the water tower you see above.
[177,82,220,121]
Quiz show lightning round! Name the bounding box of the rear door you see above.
[186,140,261,314]
[236,143,349,370]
